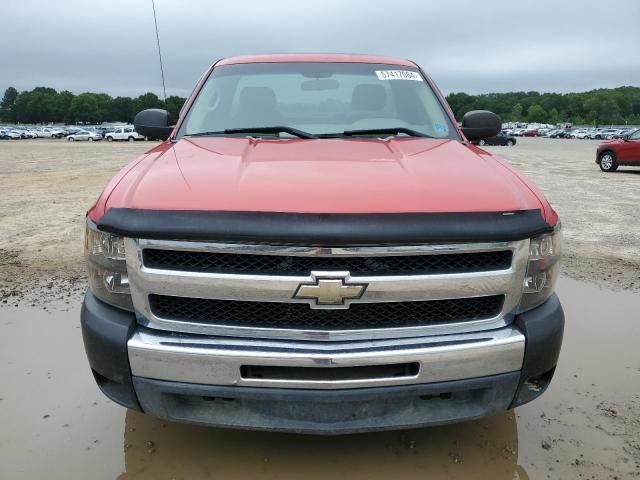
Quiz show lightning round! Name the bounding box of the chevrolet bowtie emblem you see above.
[293,273,367,308]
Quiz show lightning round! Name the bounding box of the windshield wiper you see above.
[187,126,317,139]
[336,128,433,138]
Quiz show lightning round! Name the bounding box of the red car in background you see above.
[596,129,640,172]
[521,129,539,137]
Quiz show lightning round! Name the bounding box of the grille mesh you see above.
[149,295,505,331]
[143,249,512,276]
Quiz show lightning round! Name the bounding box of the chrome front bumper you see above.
[128,326,525,390]
[83,291,564,434]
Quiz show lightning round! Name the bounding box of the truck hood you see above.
[102,137,545,215]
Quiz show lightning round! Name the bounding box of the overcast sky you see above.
[2,0,639,98]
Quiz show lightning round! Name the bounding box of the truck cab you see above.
[81,54,563,434]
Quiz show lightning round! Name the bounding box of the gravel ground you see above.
[0,139,153,307]
[1,137,638,306]
[485,137,640,293]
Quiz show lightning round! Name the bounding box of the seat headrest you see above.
[239,86,277,111]
[352,84,387,111]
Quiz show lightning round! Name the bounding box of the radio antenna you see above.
[151,0,167,103]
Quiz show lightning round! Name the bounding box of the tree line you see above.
[0,86,186,124]
[2,85,640,126]
[445,86,640,126]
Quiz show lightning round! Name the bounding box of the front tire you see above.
[128,136,135,142]
[506,139,515,146]
[599,151,618,172]
[107,136,113,142]
[68,137,74,141]
[478,139,486,146]
[88,137,94,142]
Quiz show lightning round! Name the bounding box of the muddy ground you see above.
[0,137,639,479]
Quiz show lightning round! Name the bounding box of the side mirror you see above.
[460,110,502,141]
[134,109,174,140]
[622,134,630,141]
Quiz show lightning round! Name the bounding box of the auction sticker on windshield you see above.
[375,70,422,81]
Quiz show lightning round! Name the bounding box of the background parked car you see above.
[587,129,604,139]
[95,126,115,138]
[105,126,146,141]
[66,130,102,141]
[15,129,37,139]
[598,128,619,139]
[49,128,68,138]
[571,129,590,139]
[596,129,640,172]
[7,129,27,139]
[612,128,634,139]
[36,128,53,138]
[0,129,21,139]
[549,129,572,138]
[475,131,517,146]
[86,128,104,138]
[606,130,620,139]
[521,129,539,137]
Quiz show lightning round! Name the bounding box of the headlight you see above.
[85,218,133,311]
[518,222,562,312]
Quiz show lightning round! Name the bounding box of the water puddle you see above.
[1,277,638,479]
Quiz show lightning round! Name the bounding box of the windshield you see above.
[177,62,458,139]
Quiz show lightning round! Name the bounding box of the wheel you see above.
[506,139,515,146]
[68,137,74,141]
[88,137,94,142]
[128,136,135,142]
[107,136,113,141]
[478,139,486,146]
[599,151,618,172]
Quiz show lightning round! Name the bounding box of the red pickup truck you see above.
[81,54,563,434]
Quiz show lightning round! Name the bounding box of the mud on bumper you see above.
[81,291,564,434]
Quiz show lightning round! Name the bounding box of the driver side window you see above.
[630,130,640,141]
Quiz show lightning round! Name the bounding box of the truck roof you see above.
[216,53,417,67]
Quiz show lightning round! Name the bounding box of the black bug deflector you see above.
[97,208,552,245]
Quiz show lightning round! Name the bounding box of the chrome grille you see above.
[149,294,505,330]
[142,248,512,276]
[125,238,530,341]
